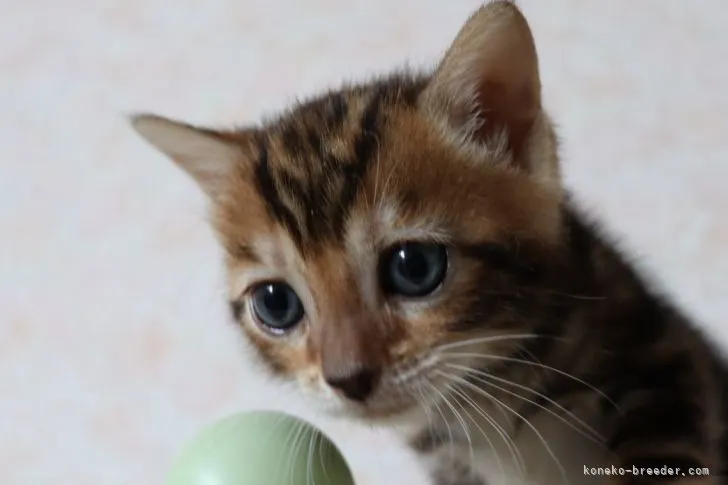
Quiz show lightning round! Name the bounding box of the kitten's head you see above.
[132,1,564,423]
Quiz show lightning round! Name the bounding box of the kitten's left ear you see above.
[130,114,244,201]
[424,1,554,176]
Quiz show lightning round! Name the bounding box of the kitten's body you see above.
[132,2,727,484]
[407,204,728,485]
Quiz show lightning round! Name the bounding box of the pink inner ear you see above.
[474,79,538,164]
[423,2,543,169]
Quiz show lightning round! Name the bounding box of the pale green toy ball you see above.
[166,410,354,485]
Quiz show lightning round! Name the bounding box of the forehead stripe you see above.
[251,78,426,256]
[253,137,305,248]
[329,88,386,239]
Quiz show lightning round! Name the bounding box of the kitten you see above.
[131,1,727,484]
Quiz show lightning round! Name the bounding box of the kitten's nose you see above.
[325,368,380,402]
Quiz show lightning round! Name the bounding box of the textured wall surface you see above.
[2,1,727,484]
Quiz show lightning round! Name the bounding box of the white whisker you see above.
[446,382,522,480]
[429,380,475,466]
[424,381,455,456]
[447,362,606,447]
[264,416,296,485]
[306,425,316,485]
[522,288,607,301]
[285,421,306,485]
[411,380,436,437]
[436,370,570,485]
[435,333,543,352]
[443,351,620,412]
[316,430,330,484]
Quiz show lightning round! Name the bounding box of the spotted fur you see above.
[132,1,727,484]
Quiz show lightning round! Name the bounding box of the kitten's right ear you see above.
[130,114,242,201]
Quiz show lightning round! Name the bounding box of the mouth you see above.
[324,386,417,421]
[340,396,426,430]
[333,357,450,424]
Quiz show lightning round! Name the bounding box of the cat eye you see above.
[250,282,304,333]
[381,242,448,297]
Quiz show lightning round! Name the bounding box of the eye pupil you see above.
[251,283,304,332]
[396,249,428,283]
[262,285,290,319]
[382,242,448,297]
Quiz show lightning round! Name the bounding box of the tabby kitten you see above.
[131,1,727,484]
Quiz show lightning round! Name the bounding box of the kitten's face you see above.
[132,1,563,424]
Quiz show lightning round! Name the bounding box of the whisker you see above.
[517,288,607,301]
[306,424,316,485]
[430,381,475,466]
[446,383,526,478]
[284,420,306,485]
[446,363,606,447]
[511,340,551,383]
[294,420,315,485]
[262,415,296,485]
[410,381,436,441]
[436,369,570,485]
[407,381,445,455]
[435,333,543,352]
[443,351,620,412]
[294,421,311,485]
[273,418,297,485]
[446,382,523,480]
[316,430,330,484]
[424,381,455,456]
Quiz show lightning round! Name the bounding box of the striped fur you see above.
[132,1,727,484]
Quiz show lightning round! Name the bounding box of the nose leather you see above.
[325,368,379,402]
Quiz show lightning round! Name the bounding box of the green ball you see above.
[166,410,355,485]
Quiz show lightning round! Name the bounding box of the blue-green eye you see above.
[250,282,304,332]
[381,242,448,297]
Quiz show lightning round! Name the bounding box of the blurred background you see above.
[1,1,727,484]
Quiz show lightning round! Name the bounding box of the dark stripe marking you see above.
[328,89,386,238]
[253,138,304,248]
[326,92,348,129]
[281,124,304,155]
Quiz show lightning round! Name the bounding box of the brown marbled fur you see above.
[132,1,727,483]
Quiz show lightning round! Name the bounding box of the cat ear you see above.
[424,1,542,165]
[130,114,242,201]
